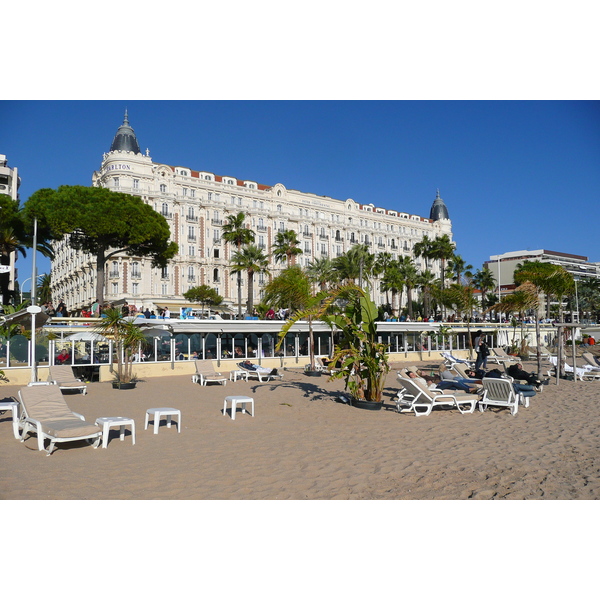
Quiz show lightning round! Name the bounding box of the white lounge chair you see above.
[237,362,283,382]
[582,352,600,371]
[47,365,87,394]
[192,360,227,386]
[17,385,102,456]
[441,351,474,367]
[488,347,519,366]
[396,376,478,417]
[479,378,521,416]
[548,356,600,381]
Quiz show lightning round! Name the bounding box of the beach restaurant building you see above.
[50,111,453,315]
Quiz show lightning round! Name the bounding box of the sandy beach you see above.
[2,360,599,500]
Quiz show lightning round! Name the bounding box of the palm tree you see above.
[374,252,394,305]
[230,244,270,316]
[514,261,574,377]
[96,307,147,386]
[305,257,336,292]
[271,229,302,267]
[448,254,473,285]
[37,273,52,304]
[380,261,403,314]
[472,266,497,315]
[413,235,434,272]
[429,234,455,292]
[397,256,419,319]
[345,244,375,289]
[417,270,438,319]
[222,212,255,318]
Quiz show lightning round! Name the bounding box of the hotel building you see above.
[51,112,453,314]
[0,153,21,304]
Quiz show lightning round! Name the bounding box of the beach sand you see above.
[2,360,599,500]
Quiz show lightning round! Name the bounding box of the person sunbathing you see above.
[238,360,278,376]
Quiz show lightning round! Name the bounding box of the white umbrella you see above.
[65,331,108,342]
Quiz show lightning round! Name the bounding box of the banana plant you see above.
[277,284,390,403]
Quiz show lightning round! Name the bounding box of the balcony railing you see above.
[186,215,198,223]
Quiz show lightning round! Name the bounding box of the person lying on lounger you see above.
[238,361,278,376]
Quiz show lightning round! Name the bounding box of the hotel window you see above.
[133,179,139,189]
[188,266,195,279]
[258,217,264,228]
[132,282,139,295]
[190,189,195,198]
[183,188,188,197]
[304,241,310,252]
[161,203,169,216]
[113,177,119,187]
[131,262,140,277]
[160,184,166,193]
[277,204,282,212]
[161,284,168,295]
[231,196,236,205]
[112,282,118,295]
[213,268,219,283]
[303,224,309,235]
[189,226,195,239]
[188,207,195,219]
[188,246,195,256]
[208,192,212,201]
[214,248,220,258]
[253,200,257,208]
[279,222,285,232]
[161,266,168,279]
[238,197,242,206]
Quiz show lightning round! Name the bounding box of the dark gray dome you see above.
[109,110,141,154]
[429,189,449,221]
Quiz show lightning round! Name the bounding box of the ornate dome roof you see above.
[429,189,449,221]
[109,110,141,154]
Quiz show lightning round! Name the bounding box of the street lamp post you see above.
[20,277,32,304]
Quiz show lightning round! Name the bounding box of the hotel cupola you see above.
[429,189,450,221]
[109,110,142,155]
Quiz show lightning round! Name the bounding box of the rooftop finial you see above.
[123,108,129,125]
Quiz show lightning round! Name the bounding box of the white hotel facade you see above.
[51,113,453,314]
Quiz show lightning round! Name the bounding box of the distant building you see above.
[0,153,21,304]
[486,249,600,295]
[51,112,453,314]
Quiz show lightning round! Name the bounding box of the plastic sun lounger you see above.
[548,356,600,381]
[396,376,478,417]
[479,378,522,416]
[237,362,283,382]
[441,352,474,367]
[192,360,228,386]
[47,365,87,394]
[17,384,102,456]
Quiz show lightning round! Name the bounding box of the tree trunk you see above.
[237,272,242,319]
[246,271,254,315]
[96,249,106,306]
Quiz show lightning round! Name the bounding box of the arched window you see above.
[213,268,219,283]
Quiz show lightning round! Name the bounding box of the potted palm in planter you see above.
[278,284,390,409]
[96,308,146,389]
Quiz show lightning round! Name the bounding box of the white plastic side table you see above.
[0,401,20,439]
[223,396,254,420]
[95,417,136,448]
[145,408,181,434]
[230,370,249,382]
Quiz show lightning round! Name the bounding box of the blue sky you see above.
[2,100,599,293]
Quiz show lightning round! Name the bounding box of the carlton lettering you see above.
[104,164,132,172]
